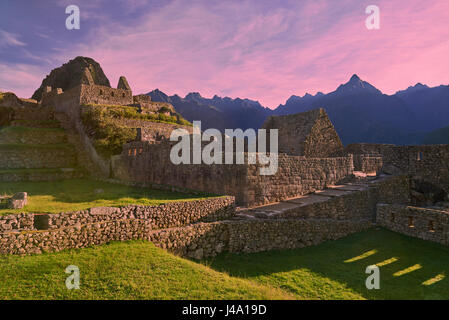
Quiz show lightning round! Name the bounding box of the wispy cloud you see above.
[2,0,449,106]
[0,63,44,96]
[0,29,26,49]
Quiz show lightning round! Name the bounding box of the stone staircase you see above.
[235,173,390,222]
[0,119,84,182]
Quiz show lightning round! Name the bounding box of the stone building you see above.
[262,108,343,157]
[113,108,354,206]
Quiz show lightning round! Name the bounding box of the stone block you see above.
[7,192,27,209]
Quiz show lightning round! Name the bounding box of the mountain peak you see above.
[349,74,361,82]
[31,56,111,101]
[185,92,203,101]
[395,83,430,95]
[334,74,381,95]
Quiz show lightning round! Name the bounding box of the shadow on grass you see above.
[203,228,449,299]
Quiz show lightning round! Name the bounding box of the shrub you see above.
[81,107,137,157]
[82,104,191,126]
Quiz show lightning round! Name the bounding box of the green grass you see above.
[0,241,291,300]
[0,179,215,215]
[0,229,447,299]
[204,228,449,300]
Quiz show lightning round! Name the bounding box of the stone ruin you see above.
[0,56,447,257]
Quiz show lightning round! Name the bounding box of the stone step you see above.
[0,168,84,182]
[54,112,101,176]
[0,126,67,145]
[9,119,61,129]
[0,144,77,169]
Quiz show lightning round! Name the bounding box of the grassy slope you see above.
[205,228,449,300]
[0,229,447,299]
[0,241,291,300]
[0,179,215,215]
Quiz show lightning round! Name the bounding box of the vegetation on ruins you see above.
[0,179,214,215]
[83,103,191,126]
[0,228,447,299]
[81,104,191,157]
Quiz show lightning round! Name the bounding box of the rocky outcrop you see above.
[32,56,111,101]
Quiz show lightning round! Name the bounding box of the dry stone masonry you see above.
[1,56,449,258]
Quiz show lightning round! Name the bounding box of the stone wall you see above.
[0,168,82,182]
[0,146,77,169]
[1,196,234,233]
[0,128,67,145]
[41,197,235,230]
[148,218,371,259]
[113,141,249,204]
[134,122,192,142]
[0,196,235,255]
[79,84,133,106]
[346,143,449,192]
[0,213,34,232]
[261,108,343,157]
[244,154,354,205]
[114,141,355,206]
[241,175,410,223]
[353,154,383,174]
[0,175,420,257]
[377,204,449,245]
[0,216,370,258]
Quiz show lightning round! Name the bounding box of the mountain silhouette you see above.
[147,75,449,145]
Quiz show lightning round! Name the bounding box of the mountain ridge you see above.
[147,75,449,145]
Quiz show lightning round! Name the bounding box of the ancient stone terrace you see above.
[235,174,408,221]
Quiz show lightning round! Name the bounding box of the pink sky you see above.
[1,0,449,108]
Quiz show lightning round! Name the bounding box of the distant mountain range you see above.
[147,90,271,132]
[147,75,449,145]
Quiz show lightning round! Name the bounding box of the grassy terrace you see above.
[0,229,447,299]
[206,228,449,300]
[0,179,214,215]
[0,241,290,300]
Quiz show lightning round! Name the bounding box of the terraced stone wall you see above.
[377,204,449,245]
